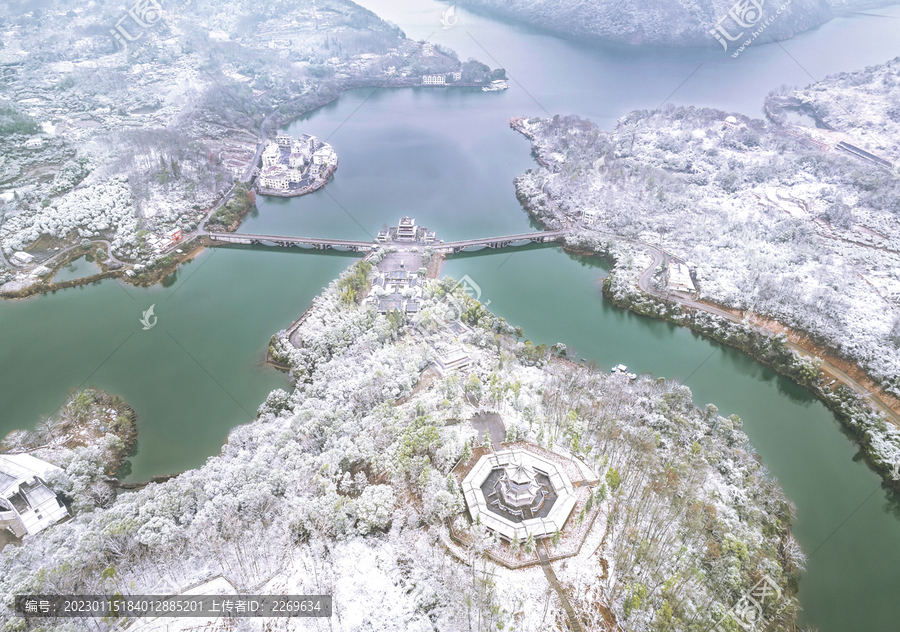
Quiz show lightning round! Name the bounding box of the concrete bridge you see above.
[435,229,568,254]
[207,228,569,254]
[207,231,376,252]
[835,141,893,169]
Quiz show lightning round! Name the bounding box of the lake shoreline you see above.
[519,204,900,491]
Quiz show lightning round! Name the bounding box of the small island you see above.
[256,133,338,197]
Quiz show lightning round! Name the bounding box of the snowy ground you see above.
[513,58,900,405]
[1,266,801,631]
[0,0,478,286]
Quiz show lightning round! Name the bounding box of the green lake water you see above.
[51,255,100,283]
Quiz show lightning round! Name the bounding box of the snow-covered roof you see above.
[667,263,695,292]
[0,454,62,493]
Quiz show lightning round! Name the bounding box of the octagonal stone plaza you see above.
[462,449,578,541]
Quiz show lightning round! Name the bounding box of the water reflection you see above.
[161,271,178,287]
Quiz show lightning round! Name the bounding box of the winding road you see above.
[634,243,900,429]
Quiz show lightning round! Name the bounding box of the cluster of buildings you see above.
[145,228,183,254]
[367,217,476,371]
[376,216,436,244]
[257,134,337,194]
[365,265,423,315]
[1,454,69,538]
[422,71,462,86]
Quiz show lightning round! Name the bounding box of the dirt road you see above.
[634,246,900,429]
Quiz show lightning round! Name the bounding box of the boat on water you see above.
[612,364,637,380]
[482,79,509,92]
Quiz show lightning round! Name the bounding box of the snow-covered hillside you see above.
[454,0,893,47]
[1,265,801,631]
[512,70,900,403]
[0,0,492,290]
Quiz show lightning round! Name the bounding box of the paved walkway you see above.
[471,412,506,448]
[537,542,582,632]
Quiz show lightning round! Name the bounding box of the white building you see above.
[723,115,745,130]
[667,263,695,293]
[435,347,471,372]
[461,449,578,542]
[260,166,289,189]
[1,454,70,538]
[397,216,417,240]
[582,209,599,224]
[296,134,318,156]
[422,74,445,85]
[275,134,293,147]
[261,142,281,167]
[450,71,461,81]
[289,151,307,169]
[11,251,34,265]
[312,146,336,166]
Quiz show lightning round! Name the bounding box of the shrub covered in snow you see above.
[0,176,138,255]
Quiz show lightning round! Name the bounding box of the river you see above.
[2,1,900,629]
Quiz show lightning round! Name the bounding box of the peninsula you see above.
[2,263,803,631]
